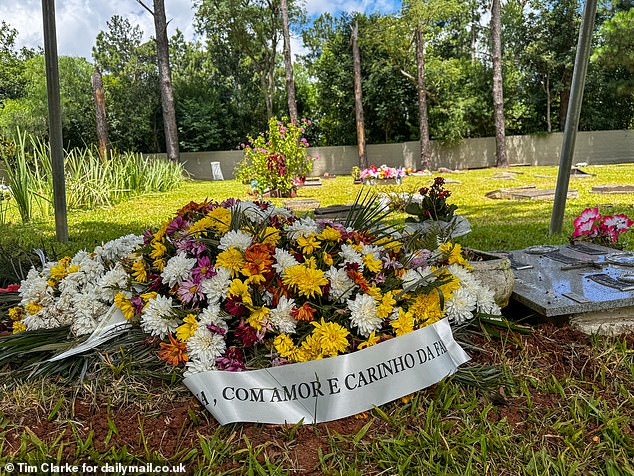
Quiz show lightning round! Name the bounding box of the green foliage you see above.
[405,176,458,222]
[235,117,314,196]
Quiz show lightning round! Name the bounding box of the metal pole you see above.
[41,0,68,242]
[549,0,598,235]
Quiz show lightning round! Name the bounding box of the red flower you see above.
[0,284,20,293]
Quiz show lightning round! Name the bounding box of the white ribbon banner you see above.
[184,318,470,425]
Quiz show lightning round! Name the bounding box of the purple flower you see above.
[216,347,246,372]
[167,216,188,236]
[193,256,215,280]
[176,280,204,304]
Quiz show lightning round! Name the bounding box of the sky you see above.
[0,0,400,61]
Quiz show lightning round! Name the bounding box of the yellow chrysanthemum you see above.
[377,291,396,319]
[150,241,167,259]
[367,286,382,299]
[311,318,349,357]
[297,235,321,255]
[216,247,246,278]
[363,254,383,273]
[282,264,328,298]
[436,270,461,300]
[358,330,380,349]
[153,221,169,243]
[141,291,158,310]
[176,314,198,342]
[131,260,148,283]
[297,333,323,362]
[12,321,26,334]
[187,216,213,237]
[439,242,471,269]
[409,290,445,324]
[153,258,166,271]
[8,306,24,321]
[47,256,73,286]
[247,306,270,331]
[228,279,253,306]
[262,226,281,246]
[390,308,414,336]
[374,236,402,253]
[207,207,232,234]
[274,334,297,359]
[318,226,342,242]
[322,251,333,267]
[25,302,43,315]
[114,292,136,319]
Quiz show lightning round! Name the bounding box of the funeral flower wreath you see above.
[9,198,501,376]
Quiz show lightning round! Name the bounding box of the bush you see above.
[235,117,314,197]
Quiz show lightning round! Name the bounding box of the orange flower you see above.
[346,267,370,293]
[292,302,317,322]
[158,333,188,366]
[242,243,274,284]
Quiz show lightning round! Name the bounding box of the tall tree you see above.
[491,0,508,167]
[136,0,180,162]
[195,0,282,119]
[280,0,298,124]
[351,17,367,169]
[402,0,461,168]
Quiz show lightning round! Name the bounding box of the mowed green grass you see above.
[2,164,633,257]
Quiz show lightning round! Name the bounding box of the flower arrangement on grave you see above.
[404,177,471,240]
[571,207,633,249]
[360,165,413,184]
[236,117,315,198]
[7,197,501,377]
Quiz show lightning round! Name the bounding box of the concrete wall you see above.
[150,129,634,180]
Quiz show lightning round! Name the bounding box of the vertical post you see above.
[41,0,68,242]
[549,0,598,235]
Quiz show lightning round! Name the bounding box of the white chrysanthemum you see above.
[187,326,227,362]
[96,264,129,300]
[141,295,179,338]
[270,206,293,218]
[445,264,476,288]
[269,296,297,334]
[201,267,232,304]
[19,268,51,305]
[285,217,319,240]
[70,292,110,336]
[339,244,364,270]
[95,234,143,262]
[198,303,228,331]
[445,287,477,324]
[183,357,217,378]
[401,268,432,291]
[25,293,75,330]
[73,255,105,285]
[325,266,356,302]
[272,248,299,275]
[473,285,501,315]
[232,201,265,224]
[218,230,252,251]
[347,293,382,337]
[161,252,197,288]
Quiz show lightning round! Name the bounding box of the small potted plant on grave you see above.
[404,177,471,239]
[236,117,314,198]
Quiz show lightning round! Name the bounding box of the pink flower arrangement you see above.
[571,207,633,247]
[360,165,412,181]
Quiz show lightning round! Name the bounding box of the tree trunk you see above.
[545,73,552,133]
[91,66,110,162]
[491,0,508,168]
[415,25,431,170]
[153,0,180,162]
[351,18,367,169]
[280,0,298,125]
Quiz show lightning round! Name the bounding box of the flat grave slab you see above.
[591,185,634,194]
[282,199,320,212]
[503,243,634,317]
[485,185,578,200]
[303,177,323,187]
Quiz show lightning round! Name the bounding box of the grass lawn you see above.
[1,165,633,474]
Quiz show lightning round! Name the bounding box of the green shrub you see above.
[235,117,314,196]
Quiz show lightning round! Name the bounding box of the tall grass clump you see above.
[1,130,186,222]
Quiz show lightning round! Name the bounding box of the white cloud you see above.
[0,0,196,60]
[0,0,397,60]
